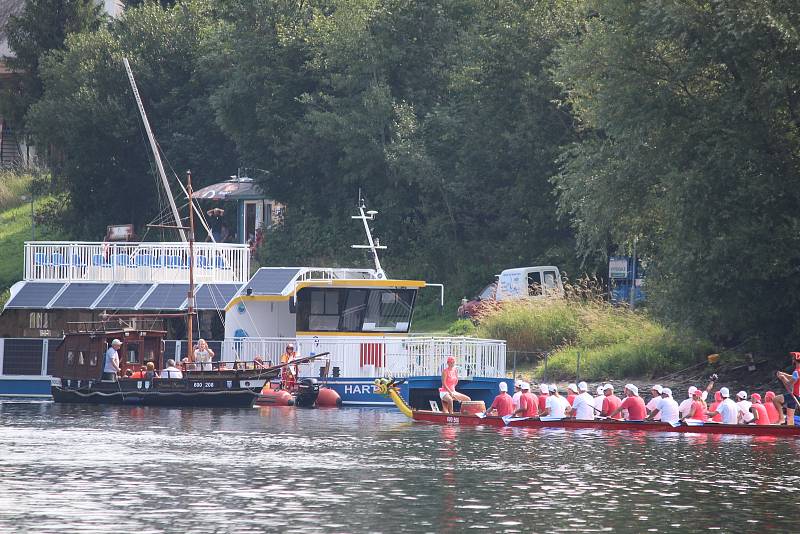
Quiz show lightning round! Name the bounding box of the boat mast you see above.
[186,170,196,361]
[123,57,187,242]
[351,192,387,279]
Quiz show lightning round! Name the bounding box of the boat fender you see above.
[316,387,342,408]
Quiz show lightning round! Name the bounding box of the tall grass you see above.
[0,171,33,211]
[476,290,711,380]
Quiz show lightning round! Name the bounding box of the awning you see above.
[191,178,265,201]
[3,282,242,311]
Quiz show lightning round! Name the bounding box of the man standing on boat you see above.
[103,339,121,382]
[486,381,514,417]
[280,343,299,391]
[773,352,800,425]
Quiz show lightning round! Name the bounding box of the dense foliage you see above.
[14,0,800,347]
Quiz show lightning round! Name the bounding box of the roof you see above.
[191,177,269,201]
[239,268,302,296]
[4,281,241,311]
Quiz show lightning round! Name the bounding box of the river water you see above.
[0,401,797,533]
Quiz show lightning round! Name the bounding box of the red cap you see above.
[751,393,762,403]
[446,356,456,365]
[765,391,776,401]
[793,352,800,361]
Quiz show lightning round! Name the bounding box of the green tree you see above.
[1,0,104,134]
[552,1,800,344]
[27,0,237,236]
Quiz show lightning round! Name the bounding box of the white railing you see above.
[24,241,250,284]
[295,268,378,281]
[220,336,507,379]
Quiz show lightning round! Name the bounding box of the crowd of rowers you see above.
[477,352,800,426]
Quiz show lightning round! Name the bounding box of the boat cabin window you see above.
[67,351,75,366]
[296,288,416,333]
[78,351,86,366]
[89,353,98,367]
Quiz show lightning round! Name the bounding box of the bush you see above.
[477,299,581,351]
[447,319,477,336]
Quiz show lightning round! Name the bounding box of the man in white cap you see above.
[566,383,579,407]
[103,339,122,381]
[567,381,595,420]
[706,387,739,424]
[646,385,663,420]
[486,381,514,417]
[646,388,679,424]
[601,384,623,420]
[608,384,646,421]
[538,383,550,414]
[735,391,754,424]
[512,381,523,412]
[593,385,605,415]
[542,384,569,418]
[514,382,539,417]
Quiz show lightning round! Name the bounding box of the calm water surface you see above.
[0,401,798,533]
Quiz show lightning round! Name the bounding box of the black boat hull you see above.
[52,386,259,407]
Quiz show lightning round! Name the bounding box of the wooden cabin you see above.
[53,326,166,380]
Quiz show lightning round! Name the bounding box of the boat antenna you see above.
[123,57,187,242]
[351,191,387,279]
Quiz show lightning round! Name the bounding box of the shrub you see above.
[447,319,477,336]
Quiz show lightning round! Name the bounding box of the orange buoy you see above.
[316,387,342,408]
[256,388,294,406]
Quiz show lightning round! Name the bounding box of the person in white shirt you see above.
[706,387,739,424]
[735,391,754,423]
[646,384,663,420]
[568,381,596,420]
[593,385,605,415]
[512,381,523,412]
[646,387,680,424]
[103,339,122,381]
[160,359,183,379]
[542,384,569,418]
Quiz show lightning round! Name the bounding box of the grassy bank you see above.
[475,299,712,381]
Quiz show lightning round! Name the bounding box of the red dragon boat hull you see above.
[412,410,800,437]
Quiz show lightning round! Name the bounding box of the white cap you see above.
[688,386,698,396]
[578,381,588,392]
[515,381,522,388]
[651,384,663,394]
[603,383,614,391]
[540,383,549,394]
[549,383,558,393]
[625,384,639,396]
[111,338,122,346]
[596,386,604,395]
[521,382,531,391]
[499,382,508,392]
[662,388,672,397]
[568,383,578,393]
[737,390,747,400]
[719,387,730,398]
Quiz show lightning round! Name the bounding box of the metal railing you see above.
[220,336,507,378]
[24,241,250,284]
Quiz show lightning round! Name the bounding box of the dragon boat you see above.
[374,378,800,437]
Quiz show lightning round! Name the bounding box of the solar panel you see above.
[194,284,241,310]
[241,268,300,296]
[95,283,152,310]
[50,283,109,309]
[5,282,64,308]
[139,284,189,310]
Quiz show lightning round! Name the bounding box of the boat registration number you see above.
[193,382,216,388]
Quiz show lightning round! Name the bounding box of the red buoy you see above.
[256,388,294,406]
[316,387,342,408]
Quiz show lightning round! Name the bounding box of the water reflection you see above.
[0,402,798,532]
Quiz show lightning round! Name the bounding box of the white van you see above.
[495,266,564,301]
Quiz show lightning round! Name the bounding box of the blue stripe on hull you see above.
[0,378,53,397]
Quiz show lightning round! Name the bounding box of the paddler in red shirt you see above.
[601,384,623,420]
[749,393,770,425]
[773,352,800,425]
[679,387,707,422]
[439,356,471,414]
[486,381,514,417]
[537,383,549,413]
[608,384,646,421]
[514,382,539,417]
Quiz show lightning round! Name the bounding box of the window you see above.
[29,312,50,329]
[527,272,542,297]
[296,288,416,333]
[89,353,98,367]
[127,343,138,364]
[67,351,75,366]
[78,351,86,366]
[543,271,558,293]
